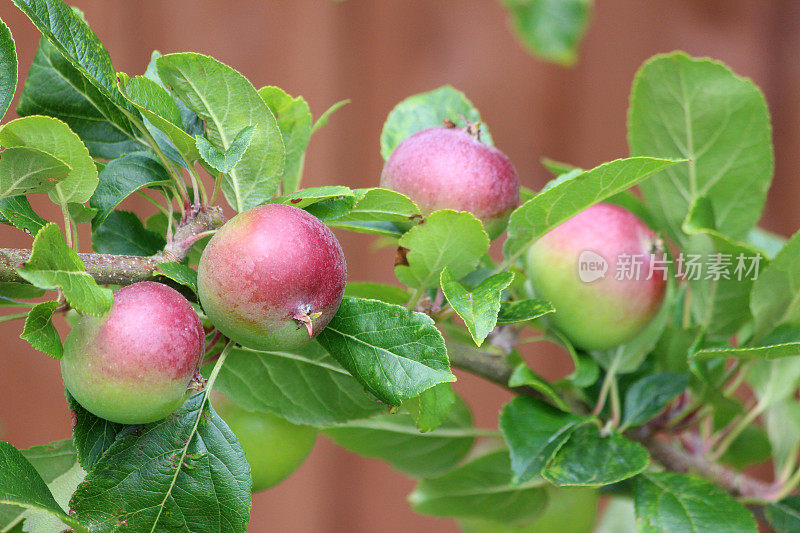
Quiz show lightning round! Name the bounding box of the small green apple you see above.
[215,396,317,492]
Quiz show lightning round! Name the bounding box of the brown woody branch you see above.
[0,206,224,286]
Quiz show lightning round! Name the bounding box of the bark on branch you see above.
[0,206,224,286]
[0,248,161,285]
[639,432,776,500]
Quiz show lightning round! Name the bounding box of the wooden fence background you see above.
[1,1,798,531]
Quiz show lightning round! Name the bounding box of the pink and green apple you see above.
[380,126,520,239]
[197,203,347,351]
[525,203,666,350]
[61,281,205,424]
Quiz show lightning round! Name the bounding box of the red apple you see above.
[380,126,520,239]
[197,204,347,351]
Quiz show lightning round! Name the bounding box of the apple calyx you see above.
[292,308,323,337]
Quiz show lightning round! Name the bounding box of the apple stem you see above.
[205,329,224,352]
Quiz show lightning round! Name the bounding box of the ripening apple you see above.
[380,126,520,239]
[61,282,205,424]
[525,203,666,351]
[214,396,317,492]
[197,204,347,351]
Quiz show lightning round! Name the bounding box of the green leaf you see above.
[0,115,98,204]
[344,282,410,306]
[693,343,800,361]
[719,425,771,470]
[70,393,251,532]
[441,268,514,346]
[66,390,123,472]
[214,341,384,427]
[258,86,312,193]
[89,151,171,227]
[634,472,757,532]
[0,18,16,121]
[403,383,457,432]
[396,210,490,290]
[123,74,182,127]
[16,38,142,159]
[0,196,48,236]
[143,51,203,136]
[458,486,599,533]
[316,297,454,406]
[380,85,492,160]
[12,0,136,120]
[67,202,96,223]
[0,441,85,533]
[629,52,773,243]
[500,0,593,65]
[0,282,45,301]
[328,187,421,224]
[119,75,199,167]
[548,328,600,388]
[747,226,786,259]
[499,397,584,483]
[0,147,70,199]
[747,356,800,410]
[681,197,767,335]
[330,220,404,237]
[0,440,85,533]
[767,496,800,533]
[409,450,548,524]
[19,301,62,358]
[311,98,349,134]
[622,373,688,428]
[195,125,255,174]
[157,53,285,211]
[764,400,800,479]
[539,168,583,194]
[507,359,569,411]
[496,299,554,326]
[271,185,354,209]
[305,198,358,221]
[19,461,84,533]
[155,262,198,296]
[543,425,649,486]
[17,223,113,315]
[502,157,683,262]
[0,440,84,532]
[91,210,165,256]
[750,230,800,341]
[324,394,474,477]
